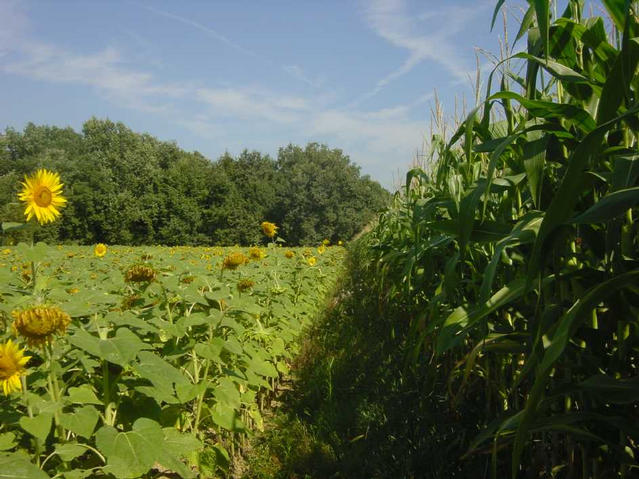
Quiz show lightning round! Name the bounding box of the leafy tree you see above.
[274,143,389,244]
[0,119,389,246]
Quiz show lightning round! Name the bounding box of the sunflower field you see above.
[0,225,344,477]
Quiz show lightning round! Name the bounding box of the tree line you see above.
[0,118,389,246]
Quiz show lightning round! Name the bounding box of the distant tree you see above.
[274,143,389,244]
[208,151,278,245]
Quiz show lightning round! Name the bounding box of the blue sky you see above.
[0,0,517,189]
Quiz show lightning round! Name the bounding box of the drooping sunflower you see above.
[94,243,107,258]
[124,264,157,283]
[18,169,67,225]
[236,278,255,292]
[0,340,30,395]
[12,306,71,348]
[261,221,278,238]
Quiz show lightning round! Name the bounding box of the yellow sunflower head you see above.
[285,250,295,258]
[18,169,67,225]
[307,256,317,267]
[94,243,107,258]
[322,239,330,246]
[0,340,30,395]
[12,305,71,348]
[317,245,326,255]
[222,252,248,270]
[248,246,266,260]
[261,221,278,238]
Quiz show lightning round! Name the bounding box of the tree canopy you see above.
[0,118,389,246]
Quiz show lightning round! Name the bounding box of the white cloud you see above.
[283,65,324,89]
[310,109,425,158]
[143,6,263,61]
[355,0,491,105]
[3,41,188,111]
[197,87,310,123]
[144,6,328,91]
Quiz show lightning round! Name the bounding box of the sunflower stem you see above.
[192,359,210,437]
[102,361,114,426]
[21,376,41,466]
[46,344,65,441]
[192,319,218,437]
[30,260,36,291]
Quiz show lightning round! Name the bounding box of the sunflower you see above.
[285,250,295,258]
[248,246,266,260]
[18,169,67,225]
[317,245,326,255]
[237,278,255,292]
[94,243,107,257]
[12,306,71,348]
[124,264,156,283]
[0,340,30,395]
[261,221,278,238]
[222,252,248,270]
[307,256,317,267]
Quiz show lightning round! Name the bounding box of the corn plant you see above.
[367,0,639,476]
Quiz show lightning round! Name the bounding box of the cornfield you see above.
[367,0,639,476]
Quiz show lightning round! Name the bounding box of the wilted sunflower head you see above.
[18,169,67,225]
[222,252,248,270]
[94,243,107,257]
[248,246,266,260]
[124,264,157,283]
[261,221,278,238]
[236,278,255,292]
[12,306,71,348]
[121,294,142,311]
[0,340,30,395]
